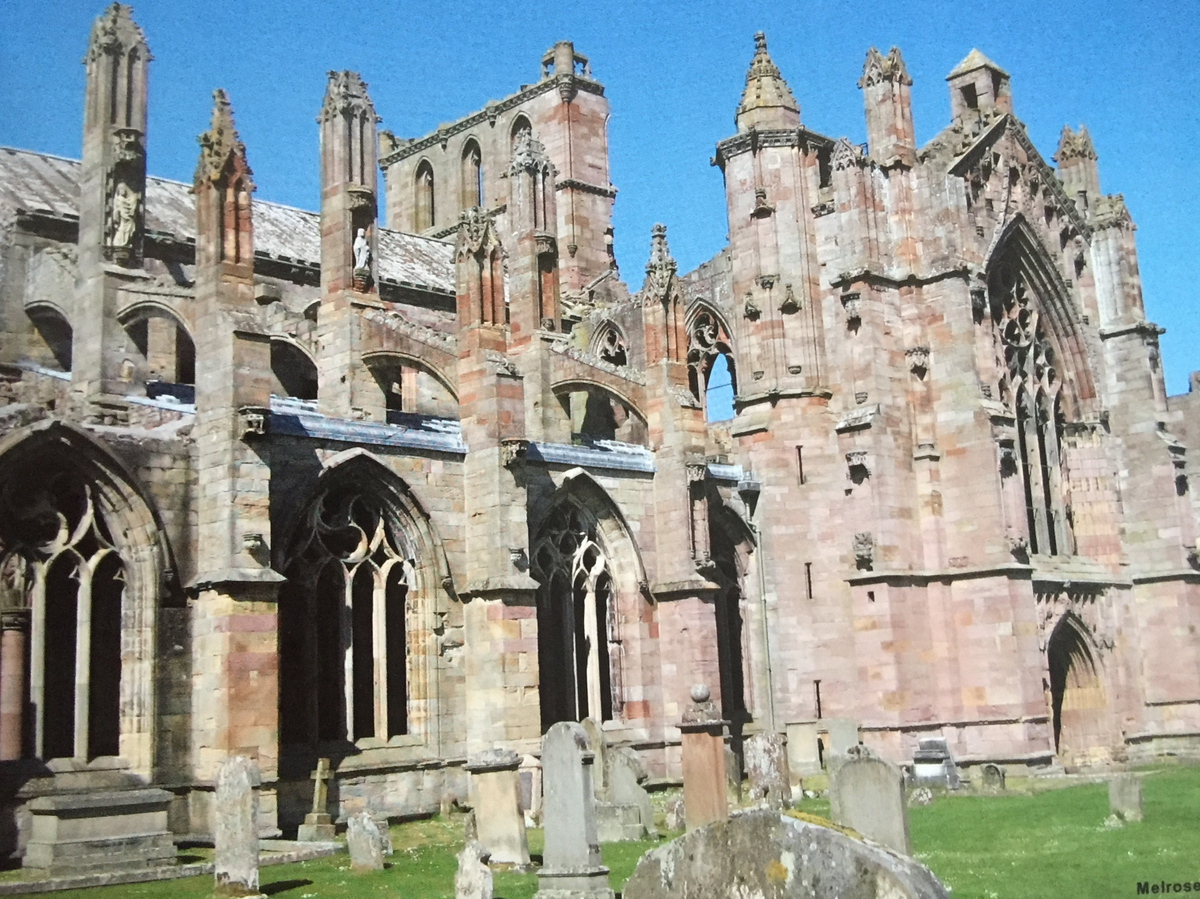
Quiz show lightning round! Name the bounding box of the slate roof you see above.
[0,146,454,295]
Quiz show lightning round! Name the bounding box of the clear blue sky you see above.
[2,0,1197,397]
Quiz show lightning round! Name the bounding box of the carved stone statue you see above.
[109,180,138,248]
[353,228,370,271]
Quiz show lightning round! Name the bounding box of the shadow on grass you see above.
[262,879,314,895]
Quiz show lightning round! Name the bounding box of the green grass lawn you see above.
[38,764,1200,898]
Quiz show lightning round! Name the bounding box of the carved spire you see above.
[1054,125,1097,163]
[736,32,800,132]
[84,3,150,66]
[831,137,863,172]
[643,223,676,302]
[858,46,911,88]
[946,49,1012,121]
[318,70,378,125]
[195,89,253,187]
[1055,125,1100,209]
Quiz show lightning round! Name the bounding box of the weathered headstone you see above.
[346,811,385,871]
[829,753,911,855]
[623,808,950,899]
[1109,772,1143,822]
[980,764,1005,792]
[679,684,728,831]
[664,797,685,832]
[296,757,335,841]
[375,815,394,855]
[823,718,860,771]
[535,721,614,899]
[455,840,493,899]
[214,756,261,899]
[584,716,654,841]
[467,748,530,866]
[911,737,960,789]
[785,720,822,780]
[744,731,792,808]
[609,747,655,836]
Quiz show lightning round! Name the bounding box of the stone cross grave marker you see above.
[744,731,792,808]
[455,839,493,899]
[214,756,261,899]
[830,751,911,855]
[1109,773,1143,822]
[297,757,335,841]
[679,684,728,831]
[467,748,530,865]
[535,721,614,899]
[346,811,385,871]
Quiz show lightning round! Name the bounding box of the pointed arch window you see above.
[0,471,124,761]
[532,501,618,731]
[592,323,627,367]
[461,140,483,209]
[992,263,1071,556]
[415,161,435,231]
[279,484,412,745]
[687,306,737,422]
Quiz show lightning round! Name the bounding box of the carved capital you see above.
[685,463,708,485]
[906,345,930,377]
[238,406,268,439]
[500,438,529,469]
[853,532,875,570]
[841,292,862,324]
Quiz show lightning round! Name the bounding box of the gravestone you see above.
[679,684,728,831]
[664,797,685,832]
[346,811,385,871]
[1109,773,1143,822]
[785,721,822,780]
[467,748,530,865]
[911,737,960,789]
[609,747,655,836]
[623,808,950,899]
[214,756,261,898]
[823,718,859,771]
[980,764,1005,792]
[535,721,614,899]
[583,718,653,840]
[829,753,911,855]
[456,840,493,899]
[744,732,791,808]
[296,757,335,841]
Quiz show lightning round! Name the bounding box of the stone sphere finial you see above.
[690,683,710,703]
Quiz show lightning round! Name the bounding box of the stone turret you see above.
[74,3,151,397]
[316,70,383,419]
[946,49,1011,122]
[858,47,915,167]
[736,32,799,132]
[506,131,561,344]
[1055,125,1100,212]
[188,89,283,835]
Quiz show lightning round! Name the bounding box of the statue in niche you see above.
[353,228,371,272]
[109,180,139,250]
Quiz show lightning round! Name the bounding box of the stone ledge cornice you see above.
[712,126,835,169]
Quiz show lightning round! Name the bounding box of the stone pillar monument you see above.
[466,749,530,866]
[0,608,29,760]
[535,722,614,899]
[679,684,729,831]
[214,756,261,898]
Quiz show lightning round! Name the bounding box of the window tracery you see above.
[594,324,627,366]
[280,485,412,745]
[687,306,737,419]
[991,262,1071,556]
[531,501,619,730]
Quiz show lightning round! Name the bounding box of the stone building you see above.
[0,4,1197,855]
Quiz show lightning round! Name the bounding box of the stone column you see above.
[466,749,530,866]
[0,609,29,760]
[679,684,729,831]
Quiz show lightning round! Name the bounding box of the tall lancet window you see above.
[415,161,435,231]
[992,262,1072,556]
[462,140,483,209]
[532,501,617,731]
[279,485,411,745]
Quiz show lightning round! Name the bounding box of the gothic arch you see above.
[589,321,628,367]
[271,338,318,401]
[115,301,196,389]
[531,470,650,731]
[362,350,459,407]
[461,137,483,209]
[25,302,73,372]
[414,159,436,231]
[0,420,166,775]
[1045,611,1110,765]
[276,453,452,753]
[707,496,756,729]
[685,301,738,411]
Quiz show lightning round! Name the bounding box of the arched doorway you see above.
[1046,614,1108,765]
